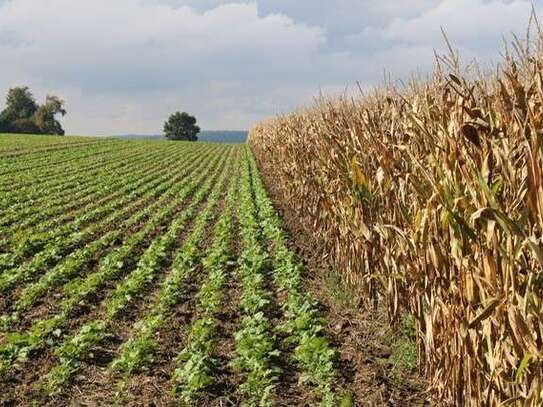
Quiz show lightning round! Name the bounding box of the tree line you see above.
[0,87,66,135]
[0,85,202,141]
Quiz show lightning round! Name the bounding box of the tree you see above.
[4,87,38,120]
[33,95,67,135]
[163,112,200,141]
[0,114,8,133]
[0,87,38,133]
[0,87,66,135]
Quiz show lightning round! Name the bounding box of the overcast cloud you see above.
[0,0,538,135]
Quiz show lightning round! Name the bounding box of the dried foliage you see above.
[249,24,543,406]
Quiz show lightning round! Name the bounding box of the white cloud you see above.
[0,1,326,133]
[0,0,539,134]
[364,0,534,46]
[354,0,537,66]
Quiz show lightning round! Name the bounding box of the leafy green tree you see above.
[164,112,200,141]
[4,87,38,120]
[0,87,38,133]
[0,87,66,135]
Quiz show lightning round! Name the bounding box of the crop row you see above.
[0,134,95,152]
[0,143,208,257]
[171,159,238,403]
[0,138,113,165]
[111,149,236,382]
[0,136,109,158]
[0,146,230,378]
[0,145,226,332]
[248,153,340,406]
[0,149,177,258]
[0,161,202,291]
[0,144,135,199]
[38,147,233,395]
[229,150,281,406]
[0,143,150,211]
[12,145,212,314]
[0,138,125,176]
[0,142,177,213]
[0,145,215,276]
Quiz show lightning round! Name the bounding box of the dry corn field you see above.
[249,29,543,406]
[0,135,373,406]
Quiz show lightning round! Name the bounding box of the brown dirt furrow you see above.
[201,268,242,407]
[199,207,242,407]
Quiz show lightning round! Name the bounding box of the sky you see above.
[0,0,539,135]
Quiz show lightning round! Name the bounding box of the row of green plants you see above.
[248,153,340,406]
[0,134,109,160]
[1,139,126,174]
[0,137,105,155]
[111,150,236,379]
[0,134,100,155]
[0,140,137,197]
[0,145,191,257]
[0,143,164,228]
[0,142,208,226]
[4,146,213,307]
[0,148,228,375]
[230,151,280,406]
[38,148,232,395]
[0,141,127,192]
[11,146,205,312]
[0,145,213,285]
[0,138,124,178]
[171,164,238,403]
[0,142,201,230]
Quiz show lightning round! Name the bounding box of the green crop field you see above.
[0,134,343,406]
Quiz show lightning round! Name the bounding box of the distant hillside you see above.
[199,130,248,143]
[118,130,247,143]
